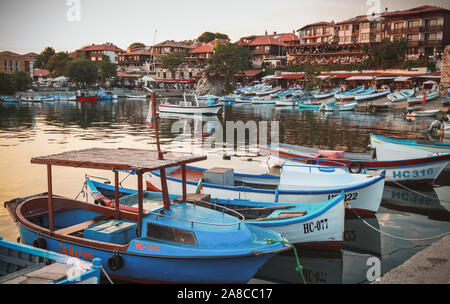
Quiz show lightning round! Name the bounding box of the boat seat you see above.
[0,262,71,284]
[55,215,113,235]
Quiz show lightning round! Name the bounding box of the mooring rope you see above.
[348,204,450,241]
[97,265,114,284]
[266,238,307,284]
[385,176,450,204]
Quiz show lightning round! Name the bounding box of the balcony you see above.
[420,24,443,32]
[419,40,442,46]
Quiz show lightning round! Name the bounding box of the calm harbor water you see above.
[0,97,449,284]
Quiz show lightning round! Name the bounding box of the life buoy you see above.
[33,237,47,249]
[348,162,362,174]
[108,254,124,271]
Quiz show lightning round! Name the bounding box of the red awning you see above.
[155,79,194,83]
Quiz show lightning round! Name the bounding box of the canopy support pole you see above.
[151,92,164,160]
[114,170,120,220]
[160,168,171,210]
[137,172,143,237]
[182,164,187,201]
[47,164,54,234]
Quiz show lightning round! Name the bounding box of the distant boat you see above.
[313,87,341,99]
[407,90,439,106]
[76,95,97,103]
[321,101,357,112]
[298,100,336,110]
[125,94,147,99]
[387,89,415,102]
[334,85,364,100]
[220,95,253,103]
[406,109,440,118]
[158,94,223,115]
[354,88,390,102]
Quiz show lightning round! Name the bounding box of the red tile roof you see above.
[383,5,450,18]
[34,69,50,77]
[238,33,297,47]
[189,39,228,54]
[0,51,21,57]
[234,69,262,77]
[78,43,123,53]
[117,72,140,78]
[299,21,337,31]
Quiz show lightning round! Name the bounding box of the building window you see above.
[146,223,197,246]
[425,33,437,41]
[345,25,350,30]
[4,60,7,71]
[407,20,420,28]
[361,22,370,29]
[407,47,419,55]
[362,33,370,40]
[345,36,351,42]
[407,34,419,41]
[9,61,13,71]
[15,61,19,70]
[425,19,437,27]
[394,22,404,30]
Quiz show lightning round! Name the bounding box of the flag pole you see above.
[145,87,164,160]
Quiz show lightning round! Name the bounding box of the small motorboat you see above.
[321,101,358,112]
[0,236,101,284]
[370,133,450,156]
[405,109,440,118]
[298,100,336,110]
[4,148,287,283]
[125,94,147,99]
[85,177,346,250]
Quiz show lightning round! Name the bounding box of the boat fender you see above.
[348,162,362,174]
[94,198,106,206]
[108,254,124,271]
[33,237,47,249]
[17,237,21,243]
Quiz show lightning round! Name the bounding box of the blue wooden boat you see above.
[0,236,101,284]
[2,97,19,102]
[85,177,346,250]
[4,148,287,283]
[334,85,364,100]
[298,100,336,110]
[97,91,113,101]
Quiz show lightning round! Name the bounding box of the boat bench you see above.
[55,215,113,236]
[0,262,72,284]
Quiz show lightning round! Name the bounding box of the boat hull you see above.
[17,224,276,283]
[158,104,222,115]
[77,96,97,103]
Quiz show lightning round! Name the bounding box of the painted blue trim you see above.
[371,133,450,150]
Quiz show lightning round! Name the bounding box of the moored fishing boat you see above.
[158,94,223,115]
[146,163,385,216]
[76,95,97,103]
[0,236,101,284]
[369,133,450,155]
[407,90,439,106]
[259,142,450,187]
[4,148,287,283]
[125,94,147,99]
[334,85,364,101]
[387,89,415,102]
[85,177,346,250]
[321,101,358,112]
[354,88,390,102]
[405,109,440,118]
[313,87,341,99]
[298,100,336,110]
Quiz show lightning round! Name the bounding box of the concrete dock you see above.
[374,235,450,284]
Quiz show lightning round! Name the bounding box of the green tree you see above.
[161,52,185,79]
[97,55,117,85]
[0,73,15,94]
[197,32,230,43]
[128,42,146,51]
[66,58,99,86]
[11,71,32,91]
[47,52,72,77]
[362,38,407,69]
[206,42,252,92]
[34,47,56,69]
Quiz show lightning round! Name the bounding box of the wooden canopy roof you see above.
[31,148,206,172]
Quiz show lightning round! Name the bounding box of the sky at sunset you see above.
[0,0,449,54]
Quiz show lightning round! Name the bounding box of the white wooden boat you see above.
[59,95,77,101]
[354,88,390,102]
[158,94,223,115]
[313,87,341,99]
[370,133,450,155]
[259,142,450,187]
[252,96,278,104]
[387,89,415,102]
[321,101,357,112]
[334,85,364,100]
[406,109,440,118]
[407,90,439,106]
[274,96,299,106]
[125,94,147,99]
[146,164,385,215]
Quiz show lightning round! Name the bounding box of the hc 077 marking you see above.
[303,218,328,234]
